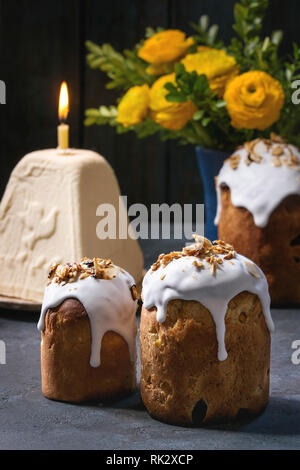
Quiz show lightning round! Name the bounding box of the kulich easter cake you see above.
[0,148,144,304]
[140,236,273,426]
[215,134,300,304]
[38,257,138,402]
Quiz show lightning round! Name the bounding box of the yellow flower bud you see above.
[181,49,238,97]
[150,73,197,130]
[117,84,150,127]
[138,30,194,65]
[224,71,285,130]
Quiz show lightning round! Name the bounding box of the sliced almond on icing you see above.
[130,285,138,301]
[192,260,204,269]
[270,132,285,143]
[243,260,261,279]
[250,152,263,163]
[229,154,240,170]
[271,156,282,167]
[104,265,120,280]
[79,272,90,280]
[272,145,284,156]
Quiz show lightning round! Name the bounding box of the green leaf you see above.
[84,117,97,126]
[234,4,248,22]
[286,69,293,81]
[145,26,164,38]
[85,108,102,117]
[200,15,209,31]
[249,2,261,8]
[271,30,283,45]
[86,40,153,90]
[193,110,205,120]
[207,25,219,45]
[165,94,187,103]
[201,117,211,127]
[190,15,223,49]
[262,37,270,51]
[215,100,227,108]
[193,74,210,94]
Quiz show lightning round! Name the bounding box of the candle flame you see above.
[58,82,69,121]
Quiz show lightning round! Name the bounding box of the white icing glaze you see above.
[215,141,300,228]
[38,268,137,368]
[142,253,274,361]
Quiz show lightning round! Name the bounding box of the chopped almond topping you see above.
[271,156,282,167]
[130,285,138,301]
[150,236,236,276]
[253,140,268,155]
[224,251,236,260]
[282,154,300,169]
[270,132,286,144]
[245,154,252,166]
[228,135,299,171]
[272,145,284,156]
[192,260,204,269]
[245,139,259,152]
[250,152,263,163]
[243,260,261,279]
[291,154,299,165]
[47,258,122,285]
[79,272,90,280]
[229,154,240,170]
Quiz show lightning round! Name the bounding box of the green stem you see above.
[191,121,214,148]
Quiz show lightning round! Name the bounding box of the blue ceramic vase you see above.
[195,146,230,241]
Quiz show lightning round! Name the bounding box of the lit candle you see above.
[57,82,69,151]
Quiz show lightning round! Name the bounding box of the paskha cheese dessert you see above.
[140,236,273,425]
[38,257,138,402]
[0,148,144,303]
[215,134,300,304]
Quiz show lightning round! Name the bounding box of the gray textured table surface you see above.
[0,238,300,450]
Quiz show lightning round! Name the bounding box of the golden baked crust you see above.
[41,298,137,402]
[218,188,300,304]
[140,293,270,426]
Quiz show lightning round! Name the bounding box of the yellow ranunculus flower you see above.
[224,71,285,130]
[150,73,197,130]
[117,84,150,127]
[181,49,238,97]
[138,30,194,65]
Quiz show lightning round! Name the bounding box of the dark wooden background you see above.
[0,0,299,208]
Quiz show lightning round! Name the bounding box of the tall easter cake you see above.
[140,236,273,425]
[0,149,144,303]
[215,134,300,304]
